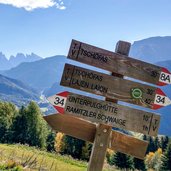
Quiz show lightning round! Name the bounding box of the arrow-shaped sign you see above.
[67,40,171,86]
[47,91,160,136]
[44,114,148,159]
[60,64,171,110]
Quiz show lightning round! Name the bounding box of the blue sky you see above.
[0,0,171,58]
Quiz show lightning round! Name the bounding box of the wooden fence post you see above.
[87,41,131,171]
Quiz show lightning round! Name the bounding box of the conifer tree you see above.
[62,135,85,159]
[110,152,134,170]
[26,101,49,148]
[133,158,146,171]
[0,102,18,142]
[147,137,155,153]
[161,142,171,170]
[161,136,169,152]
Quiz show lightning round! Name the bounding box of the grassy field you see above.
[0,144,116,171]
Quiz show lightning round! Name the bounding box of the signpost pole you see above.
[87,41,131,171]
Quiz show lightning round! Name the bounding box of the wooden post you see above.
[87,41,131,171]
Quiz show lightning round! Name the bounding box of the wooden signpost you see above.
[60,64,171,110]
[47,91,160,136]
[44,114,148,159]
[44,39,171,171]
[68,39,171,86]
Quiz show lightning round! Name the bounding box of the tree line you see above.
[0,101,171,170]
[0,101,55,151]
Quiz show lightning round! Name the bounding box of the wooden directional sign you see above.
[60,64,171,110]
[44,114,148,159]
[47,91,160,136]
[68,40,171,86]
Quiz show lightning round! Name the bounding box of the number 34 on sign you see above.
[49,91,68,113]
[153,89,171,109]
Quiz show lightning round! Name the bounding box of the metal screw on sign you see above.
[103,129,107,133]
[100,143,104,147]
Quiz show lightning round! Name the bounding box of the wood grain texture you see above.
[88,124,112,171]
[111,131,148,159]
[88,41,131,171]
[63,92,160,136]
[68,39,162,85]
[43,113,148,159]
[60,64,158,109]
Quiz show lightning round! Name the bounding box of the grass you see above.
[0,144,117,171]
[0,144,87,171]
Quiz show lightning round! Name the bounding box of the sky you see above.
[0,0,171,58]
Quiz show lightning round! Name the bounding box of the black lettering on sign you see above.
[151,71,158,78]
[54,97,65,106]
[146,88,155,95]
[153,126,157,131]
[155,119,158,124]
[65,68,71,80]
[156,96,165,104]
[143,115,151,122]
[143,125,149,131]
[160,73,171,83]
[80,48,108,63]
[71,78,89,88]
[97,114,126,126]
[145,98,152,105]
[91,83,108,93]
[153,119,158,131]
[71,43,78,56]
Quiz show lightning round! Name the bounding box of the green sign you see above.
[131,88,143,99]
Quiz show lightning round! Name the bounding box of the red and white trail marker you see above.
[47,91,69,113]
[153,88,171,110]
[60,64,171,110]
[158,68,171,86]
[47,91,160,136]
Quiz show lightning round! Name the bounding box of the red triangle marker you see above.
[47,91,69,114]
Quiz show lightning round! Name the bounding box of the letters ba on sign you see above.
[47,91,160,136]
[68,39,171,86]
[60,64,171,110]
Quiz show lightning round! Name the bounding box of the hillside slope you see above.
[130,36,171,63]
[0,74,39,106]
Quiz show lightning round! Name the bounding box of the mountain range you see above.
[0,36,171,135]
[0,52,42,70]
[130,36,171,63]
[0,74,39,107]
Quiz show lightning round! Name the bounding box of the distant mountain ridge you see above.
[0,74,39,106]
[3,55,105,91]
[130,36,171,63]
[0,52,42,70]
[1,36,171,136]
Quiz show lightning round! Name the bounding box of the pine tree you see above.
[154,136,160,151]
[0,102,18,143]
[161,136,169,152]
[62,135,86,159]
[147,137,155,153]
[10,106,28,144]
[81,142,92,161]
[133,158,146,171]
[110,152,134,170]
[26,101,49,148]
[46,130,56,152]
[161,142,171,170]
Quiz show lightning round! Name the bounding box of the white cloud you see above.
[0,0,66,11]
